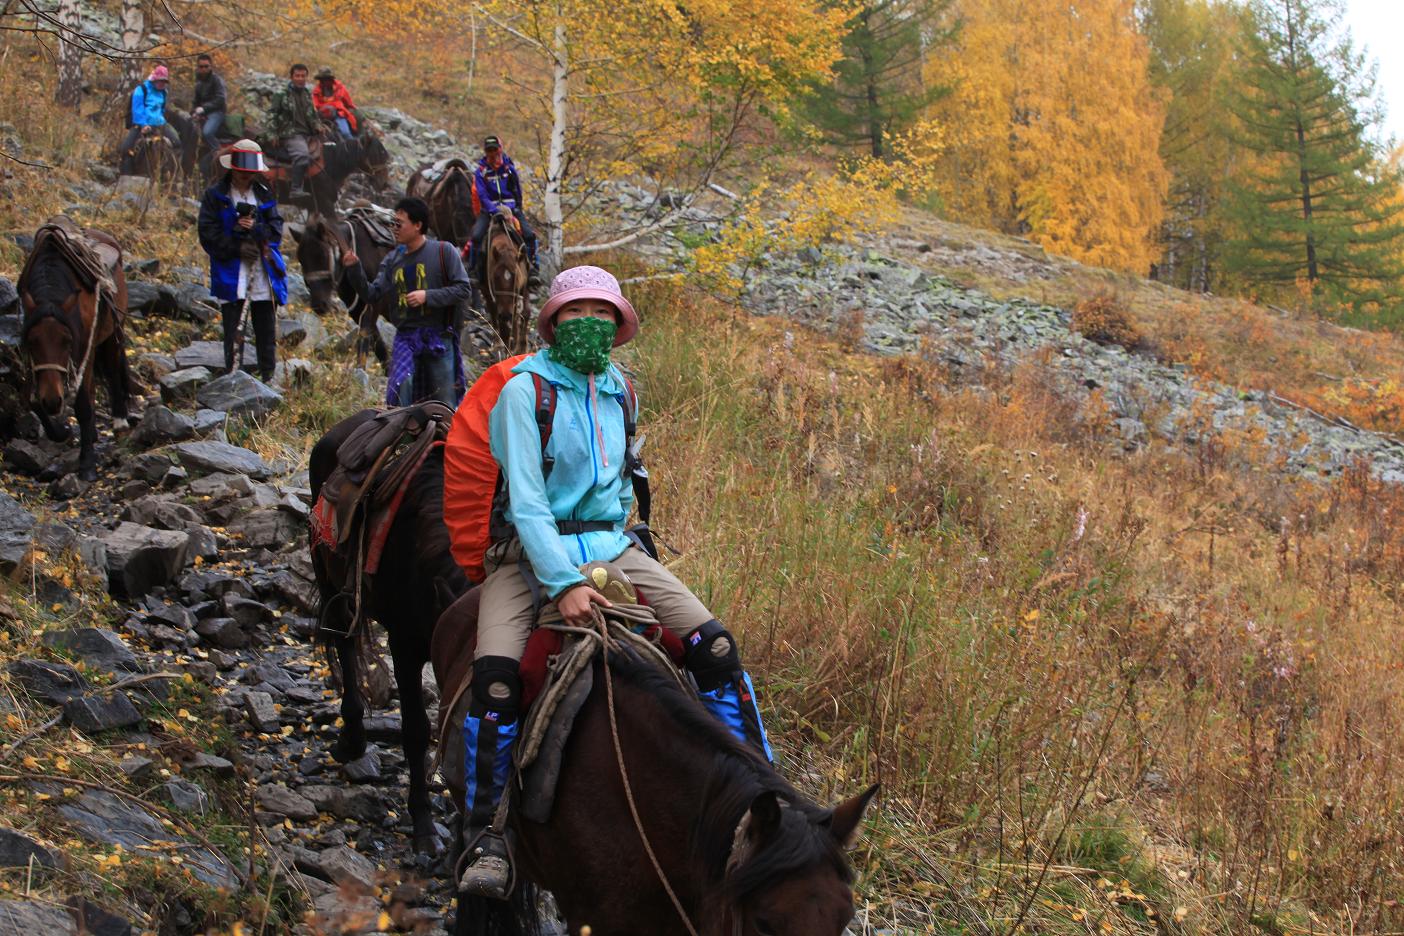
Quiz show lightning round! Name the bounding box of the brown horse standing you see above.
[18,224,134,481]
[406,159,476,249]
[484,214,530,354]
[433,602,877,936]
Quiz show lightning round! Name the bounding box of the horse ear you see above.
[825,783,879,848]
[746,790,784,845]
[21,291,35,312]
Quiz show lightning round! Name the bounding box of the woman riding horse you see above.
[455,265,773,899]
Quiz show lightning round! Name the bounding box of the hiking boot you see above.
[458,831,511,899]
[527,264,543,290]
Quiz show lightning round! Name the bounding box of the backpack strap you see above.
[618,377,650,527]
[532,372,557,478]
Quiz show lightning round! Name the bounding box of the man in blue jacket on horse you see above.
[456,265,772,899]
[467,136,542,291]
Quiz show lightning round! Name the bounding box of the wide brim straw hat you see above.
[537,265,639,347]
[315,66,335,80]
[219,139,269,173]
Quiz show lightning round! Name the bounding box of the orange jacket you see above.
[313,80,357,131]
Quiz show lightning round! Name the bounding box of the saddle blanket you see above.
[420,156,472,184]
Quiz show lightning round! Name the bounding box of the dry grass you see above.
[629,278,1404,934]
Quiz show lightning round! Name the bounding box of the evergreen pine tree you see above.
[800,0,956,158]
[1223,0,1404,313]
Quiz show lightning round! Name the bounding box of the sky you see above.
[1342,0,1404,145]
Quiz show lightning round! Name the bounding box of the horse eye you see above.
[754,920,779,936]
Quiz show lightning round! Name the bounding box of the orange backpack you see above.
[443,354,644,583]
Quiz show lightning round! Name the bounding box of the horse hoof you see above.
[414,830,446,859]
[79,467,98,483]
[329,735,367,764]
[111,417,130,433]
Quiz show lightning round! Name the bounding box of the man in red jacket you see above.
[313,66,358,139]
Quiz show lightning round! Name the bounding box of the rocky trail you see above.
[0,348,466,933]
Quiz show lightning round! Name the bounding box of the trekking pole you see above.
[232,255,253,375]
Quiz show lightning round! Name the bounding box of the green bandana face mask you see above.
[550,316,617,374]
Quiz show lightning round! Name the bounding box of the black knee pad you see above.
[684,620,742,693]
[470,656,522,723]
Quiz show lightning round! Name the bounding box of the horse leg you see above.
[74,380,97,481]
[327,630,368,763]
[388,626,442,856]
[99,336,130,431]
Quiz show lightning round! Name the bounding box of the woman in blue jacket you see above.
[196,140,287,382]
[456,265,772,899]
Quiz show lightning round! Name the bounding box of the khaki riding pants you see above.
[474,540,713,662]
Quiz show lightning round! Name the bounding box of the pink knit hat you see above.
[537,266,639,346]
[149,65,170,82]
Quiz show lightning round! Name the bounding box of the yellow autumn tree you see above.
[926,0,1169,273]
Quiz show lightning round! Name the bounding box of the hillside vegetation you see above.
[3,3,1404,935]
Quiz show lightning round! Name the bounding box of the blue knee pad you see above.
[685,621,774,761]
[463,657,521,827]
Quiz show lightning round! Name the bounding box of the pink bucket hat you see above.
[149,65,170,82]
[537,266,639,347]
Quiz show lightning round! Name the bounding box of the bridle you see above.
[25,297,99,405]
[484,214,526,314]
[304,217,362,317]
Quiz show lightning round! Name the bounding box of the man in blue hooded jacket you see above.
[455,264,772,899]
[118,66,182,174]
[467,136,541,289]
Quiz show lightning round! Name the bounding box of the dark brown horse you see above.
[18,225,134,481]
[124,125,182,184]
[432,600,877,936]
[407,159,476,249]
[309,409,468,856]
[288,210,391,362]
[261,126,392,216]
[484,214,530,354]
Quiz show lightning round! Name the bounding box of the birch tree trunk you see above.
[542,19,569,270]
[54,0,83,108]
[120,0,145,94]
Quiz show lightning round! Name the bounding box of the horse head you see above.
[720,785,879,936]
[358,124,391,191]
[21,289,77,439]
[290,215,340,315]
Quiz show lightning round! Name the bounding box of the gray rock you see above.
[0,276,17,315]
[164,778,209,814]
[101,522,190,598]
[6,659,89,704]
[129,405,195,447]
[229,508,301,547]
[342,748,381,784]
[56,788,238,889]
[65,898,133,936]
[181,752,235,776]
[0,492,36,573]
[41,628,141,674]
[294,843,377,890]
[255,783,316,821]
[172,440,273,479]
[158,367,213,404]
[273,357,315,388]
[0,900,78,934]
[63,691,143,732]
[185,525,219,561]
[189,472,251,500]
[118,755,155,781]
[278,317,308,346]
[173,283,218,323]
[194,617,249,650]
[125,280,179,317]
[175,340,253,371]
[0,828,59,869]
[4,439,49,476]
[196,370,283,419]
[47,475,89,501]
[193,408,228,437]
[224,595,271,627]
[120,495,202,530]
[126,450,177,484]
[245,690,280,732]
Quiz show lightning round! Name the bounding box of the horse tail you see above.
[453,886,540,936]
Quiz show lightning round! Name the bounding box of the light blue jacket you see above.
[130,80,168,127]
[489,351,634,599]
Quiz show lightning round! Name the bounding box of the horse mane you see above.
[602,648,851,902]
[23,241,76,306]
